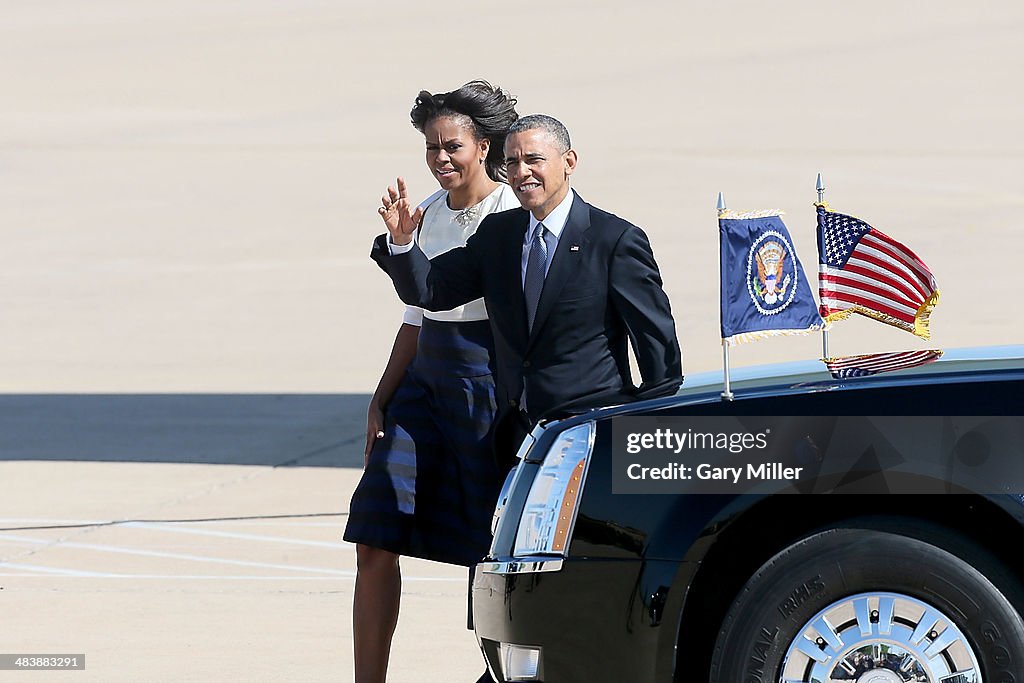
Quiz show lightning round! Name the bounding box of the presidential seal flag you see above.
[719,210,824,345]
[816,203,940,339]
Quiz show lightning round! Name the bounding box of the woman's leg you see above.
[353,544,402,683]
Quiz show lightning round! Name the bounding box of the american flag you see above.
[824,349,942,379]
[816,204,940,339]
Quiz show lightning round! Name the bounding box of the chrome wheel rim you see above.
[780,592,982,682]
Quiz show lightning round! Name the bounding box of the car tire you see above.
[709,522,1024,682]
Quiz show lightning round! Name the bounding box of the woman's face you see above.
[424,116,489,194]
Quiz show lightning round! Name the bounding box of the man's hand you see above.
[378,177,424,246]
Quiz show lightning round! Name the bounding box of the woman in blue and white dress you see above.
[344,81,519,683]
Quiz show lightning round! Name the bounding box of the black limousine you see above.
[473,345,1024,682]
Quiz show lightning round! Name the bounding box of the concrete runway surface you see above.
[0,396,485,681]
[2,1,1022,680]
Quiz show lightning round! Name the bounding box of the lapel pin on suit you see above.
[570,245,580,251]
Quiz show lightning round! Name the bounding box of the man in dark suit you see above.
[373,114,682,463]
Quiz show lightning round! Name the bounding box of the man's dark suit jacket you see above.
[372,191,683,449]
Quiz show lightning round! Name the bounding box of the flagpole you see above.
[816,172,830,360]
[717,191,734,401]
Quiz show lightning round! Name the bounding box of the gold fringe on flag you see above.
[724,323,827,347]
[914,289,941,339]
[718,209,785,220]
[821,290,940,341]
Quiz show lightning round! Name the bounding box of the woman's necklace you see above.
[453,205,479,228]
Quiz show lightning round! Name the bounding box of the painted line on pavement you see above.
[123,522,353,548]
[0,533,348,575]
[0,565,463,582]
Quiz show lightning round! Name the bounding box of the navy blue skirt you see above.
[343,319,504,566]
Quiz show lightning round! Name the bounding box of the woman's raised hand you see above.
[378,177,424,245]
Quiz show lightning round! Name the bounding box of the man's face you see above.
[504,129,577,220]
